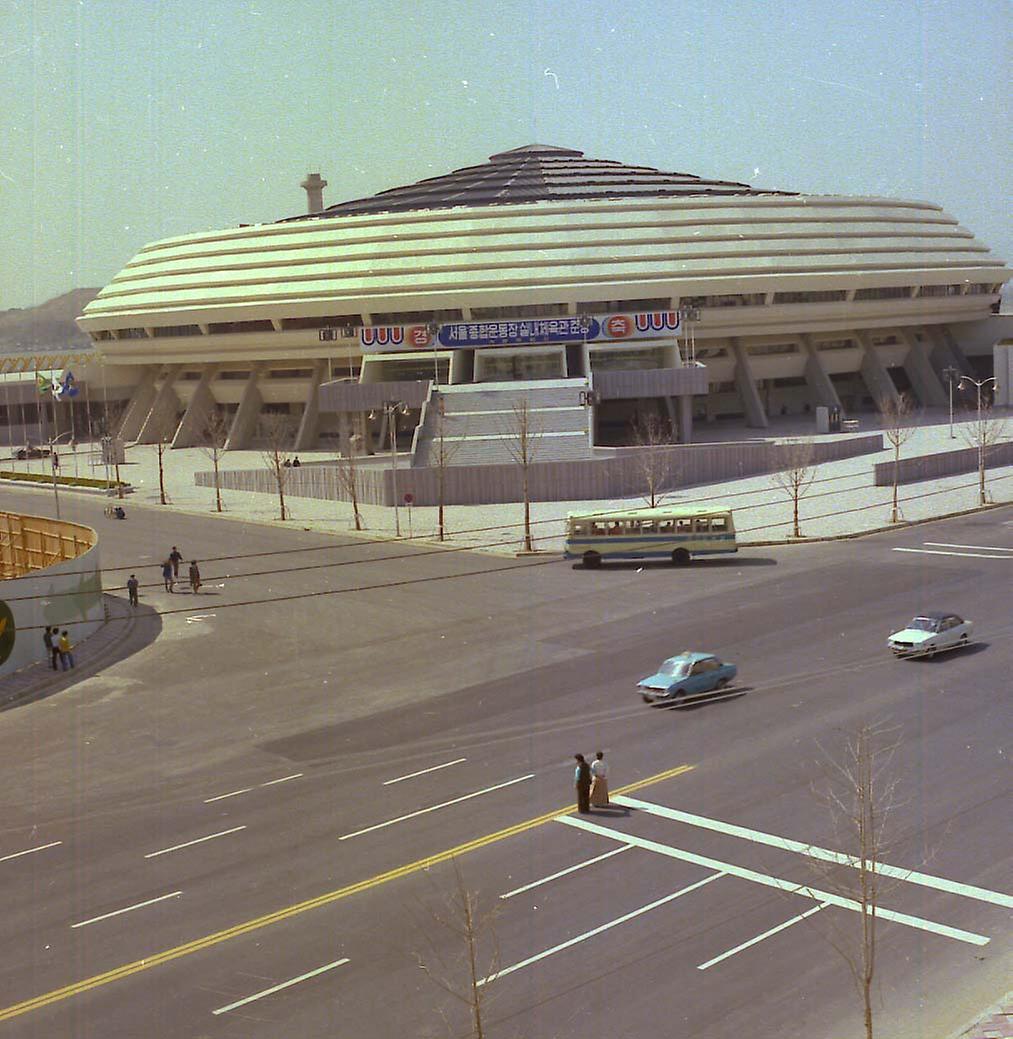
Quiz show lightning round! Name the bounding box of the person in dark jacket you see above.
[574,754,592,814]
[43,626,58,670]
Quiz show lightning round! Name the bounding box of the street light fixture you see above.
[426,322,441,387]
[941,366,960,438]
[47,430,75,519]
[958,375,999,505]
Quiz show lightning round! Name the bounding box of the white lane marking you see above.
[697,902,831,970]
[71,891,182,928]
[892,548,1012,560]
[338,774,534,840]
[0,840,62,863]
[144,826,246,859]
[923,542,1013,552]
[383,758,467,786]
[203,787,253,804]
[260,773,303,787]
[558,816,990,946]
[615,795,1013,909]
[212,958,350,1015]
[500,845,634,899]
[185,613,217,624]
[478,872,725,986]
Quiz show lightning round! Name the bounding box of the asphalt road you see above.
[0,487,1010,1039]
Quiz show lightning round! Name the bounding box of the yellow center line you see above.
[0,763,693,1022]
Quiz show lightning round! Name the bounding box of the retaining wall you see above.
[874,440,1013,486]
[197,434,883,508]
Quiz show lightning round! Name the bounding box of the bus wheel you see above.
[583,551,601,569]
[672,548,691,566]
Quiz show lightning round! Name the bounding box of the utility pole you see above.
[958,375,998,505]
[941,366,959,438]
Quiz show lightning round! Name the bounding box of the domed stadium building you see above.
[10,144,1010,469]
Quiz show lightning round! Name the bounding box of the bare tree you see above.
[199,406,230,513]
[879,393,918,524]
[416,857,500,1039]
[259,412,293,521]
[631,411,676,508]
[334,432,364,531]
[958,399,1007,506]
[431,397,459,542]
[770,440,818,538]
[504,398,541,552]
[806,723,906,1039]
[155,432,170,505]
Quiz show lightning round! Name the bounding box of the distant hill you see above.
[0,288,101,352]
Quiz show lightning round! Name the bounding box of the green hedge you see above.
[0,470,128,490]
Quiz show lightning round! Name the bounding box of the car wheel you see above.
[716,677,729,690]
[673,688,687,703]
[925,645,936,659]
[959,634,969,648]
[642,693,652,704]
[583,551,601,569]
[672,548,691,566]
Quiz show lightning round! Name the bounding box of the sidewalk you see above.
[951,994,1013,1039]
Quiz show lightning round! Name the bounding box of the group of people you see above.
[160,546,201,594]
[574,751,609,813]
[282,456,302,468]
[42,627,75,671]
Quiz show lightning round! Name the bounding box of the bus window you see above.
[693,518,709,533]
[676,518,693,534]
[571,521,589,535]
[592,522,608,536]
[609,522,623,535]
[657,519,675,535]
[710,516,728,533]
[640,520,655,534]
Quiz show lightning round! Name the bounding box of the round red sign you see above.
[403,492,414,504]
[605,315,632,338]
[408,326,432,348]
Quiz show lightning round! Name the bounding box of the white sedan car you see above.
[888,612,973,658]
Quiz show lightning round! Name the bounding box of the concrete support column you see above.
[116,368,159,442]
[925,325,972,379]
[136,364,184,444]
[225,364,265,451]
[677,394,693,444]
[294,360,326,451]
[172,364,220,448]
[897,329,947,406]
[856,330,900,411]
[730,337,768,429]
[800,334,843,412]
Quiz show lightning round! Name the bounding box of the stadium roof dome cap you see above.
[286,143,795,221]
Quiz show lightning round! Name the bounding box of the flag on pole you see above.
[37,373,52,395]
[55,371,79,399]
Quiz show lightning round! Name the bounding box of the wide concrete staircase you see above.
[412,379,593,467]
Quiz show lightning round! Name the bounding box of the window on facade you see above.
[470,303,569,319]
[773,290,847,304]
[217,370,251,380]
[869,335,898,347]
[747,343,797,356]
[575,298,672,314]
[90,330,113,342]
[854,287,912,300]
[267,369,314,379]
[918,284,963,298]
[965,284,993,295]
[590,348,666,371]
[151,325,201,338]
[179,371,202,381]
[283,315,363,330]
[816,338,855,351]
[680,294,765,309]
[694,347,728,359]
[369,309,463,325]
[208,320,274,334]
[117,328,149,339]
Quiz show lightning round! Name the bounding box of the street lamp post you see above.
[47,430,74,520]
[958,375,998,505]
[678,306,701,364]
[426,322,441,387]
[942,366,959,438]
[382,398,408,536]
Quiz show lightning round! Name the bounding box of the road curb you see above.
[944,991,1013,1039]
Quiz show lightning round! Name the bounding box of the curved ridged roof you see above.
[292,144,794,219]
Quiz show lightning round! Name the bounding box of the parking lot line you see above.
[71,892,182,929]
[558,816,990,946]
[203,787,254,804]
[338,774,534,840]
[614,795,1013,909]
[144,826,246,859]
[892,547,1012,560]
[696,902,830,970]
[478,872,725,986]
[500,844,633,899]
[0,841,62,864]
[383,758,467,785]
[211,958,350,1015]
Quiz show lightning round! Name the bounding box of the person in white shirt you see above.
[590,750,609,807]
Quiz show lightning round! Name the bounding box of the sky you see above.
[1,0,1009,310]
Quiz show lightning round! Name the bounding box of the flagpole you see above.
[35,368,46,474]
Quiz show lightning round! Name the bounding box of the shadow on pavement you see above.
[570,557,777,572]
[0,599,163,712]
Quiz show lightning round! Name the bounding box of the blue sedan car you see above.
[638,651,738,704]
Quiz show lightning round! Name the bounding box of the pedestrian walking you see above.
[574,753,592,814]
[127,574,139,607]
[169,546,184,579]
[188,560,201,594]
[590,750,610,807]
[162,560,174,593]
[57,630,75,670]
[43,625,57,670]
[49,626,61,670]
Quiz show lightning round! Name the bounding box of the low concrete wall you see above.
[874,440,1013,486]
[197,434,883,507]
[0,514,104,676]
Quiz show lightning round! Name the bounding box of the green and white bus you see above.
[564,505,737,568]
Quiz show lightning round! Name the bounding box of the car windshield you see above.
[658,658,691,678]
[909,617,941,632]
